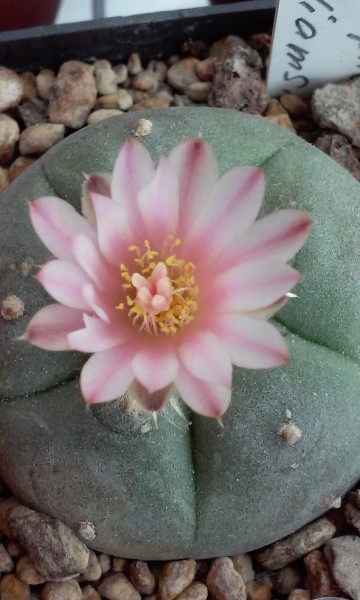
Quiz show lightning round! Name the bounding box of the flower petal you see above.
[213,259,301,313]
[111,138,155,235]
[137,156,179,243]
[90,192,130,265]
[213,209,311,272]
[68,314,128,352]
[81,283,112,323]
[81,173,111,227]
[130,380,174,412]
[175,364,231,418]
[36,260,90,309]
[211,313,289,369]
[72,234,116,289]
[168,139,219,235]
[178,330,232,387]
[132,345,179,394]
[29,196,94,261]
[24,303,84,351]
[81,345,135,404]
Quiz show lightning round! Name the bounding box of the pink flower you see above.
[25,139,310,417]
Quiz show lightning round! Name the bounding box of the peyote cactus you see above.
[0,108,359,559]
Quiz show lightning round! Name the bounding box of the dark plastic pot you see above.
[0,0,60,32]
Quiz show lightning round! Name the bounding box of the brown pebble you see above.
[344,501,360,533]
[19,72,37,101]
[246,581,272,600]
[288,591,310,600]
[129,560,156,595]
[255,518,336,570]
[230,554,254,584]
[280,93,308,117]
[41,580,82,600]
[94,59,118,95]
[1,295,24,320]
[0,114,20,165]
[0,497,21,537]
[0,573,30,600]
[186,81,212,102]
[271,565,302,594]
[9,156,36,181]
[175,582,208,600]
[130,96,171,111]
[349,488,360,509]
[87,109,123,125]
[303,549,342,597]
[265,99,287,117]
[49,60,97,129]
[264,113,297,134]
[0,66,23,112]
[195,57,217,81]
[18,98,49,127]
[19,123,65,155]
[97,573,141,600]
[0,166,10,193]
[112,557,129,572]
[158,559,197,600]
[81,585,101,600]
[0,542,14,572]
[167,58,200,93]
[206,557,246,600]
[16,555,47,585]
[97,552,111,574]
[315,132,360,182]
[80,550,101,582]
[36,69,56,101]
[278,422,302,444]
[132,71,158,93]
[7,540,25,558]
[97,90,133,111]
[147,60,167,82]
[128,53,143,75]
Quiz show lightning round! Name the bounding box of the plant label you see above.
[267,0,360,96]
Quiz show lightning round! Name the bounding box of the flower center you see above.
[117,237,198,335]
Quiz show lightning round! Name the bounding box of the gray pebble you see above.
[147,60,168,82]
[18,98,49,127]
[186,81,212,102]
[325,535,360,600]
[132,71,158,93]
[167,58,200,93]
[113,64,128,84]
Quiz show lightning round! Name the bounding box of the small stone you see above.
[113,64,128,84]
[129,97,171,111]
[0,574,30,600]
[132,71,158,93]
[20,72,37,101]
[9,156,36,181]
[278,422,302,444]
[0,497,20,537]
[132,118,152,137]
[16,555,47,585]
[98,552,111,574]
[1,295,24,320]
[7,540,25,558]
[280,93,308,117]
[41,580,82,600]
[175,582,208,600]
[271,565,302,594]
[0,66,23,111]
[87,109,123,125]
[264,113,297,134]
[312,76,360,147]
[167,58,200,93]
[158,559,197,600]
[206,557,246,600]
[147,60,167,82]
[80,550,101,582]
[130,90,150,103]
[49,60,97,129]
[186,81,212,102]
[77,520,96,541]
[209,36,262,71]
[0,166,10,193]
[9,505,90,580]
[81,585,101,600]
[19,123,65,155]
[94,60,118,95]
[304,549,342,597]
[195,57,217,82]
[288,592,310,600]
[97,90,133,110]
[246,581,272,600]
[345,501,360,533]
[0,542,14,572]
[0,114,19,165]
[315,133,360,182]
[36,69,56,101]
[97,573,141,600]
[325,535,360,600]
[127,53,143,75]
[265,99,287,117]
[349,488,360,509]
[112,557,129,572]
[230,554,254,584]
[129,560,156,595]
[18,98,49,127]
[255,518,336,570]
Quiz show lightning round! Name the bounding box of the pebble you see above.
[97,573,141,600]
[325,535,360,600]
[315,132,360,182]
[230,554,254,584]
[36,69,56,101]
[349,488,360,509]
[158,559,197,600]
[16,554,47,585]
[81,585,101,600]
[206,557,246,600]
[127,53,143,75]
[265,113,297,134]
[80,550,101,582]
[41,580,82,600]
[132,71,158,93]
[113,64,128,84]
[96,90,133,110]
[98,552,111,574]
[0,166,10,192]
[19,123,65,155]
[87,109,123,125]
[254,518,336,570]
[1,295,24,320]
[345,501,360,532]
[186,81,212,102]
[312,76,360,147]
[77,521,96,541]
[112,557,129,572]
[175,582,209,600]
[94,60,118,95]
[271,565,302,594]
[0,66,23,112]
[147,60,167,82]
[0,573,30,600]
[195,57,217,81]
[129,560,156,595]
[9,505,90,580]
[167,58,200,93]
[129,96,171,111]
[49,60,97,129]
[132,118,153,137]
[7,540,24,558]
[288,591,310,600]
[19,72,37,101]
[280,93,308,117]
[9,156,36,181]
[246,580,272,600]
[209,35,262,72]
[0,542,14,572]
[18,98,49,127]
[0,114,20,165]
[303,549,342,597]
